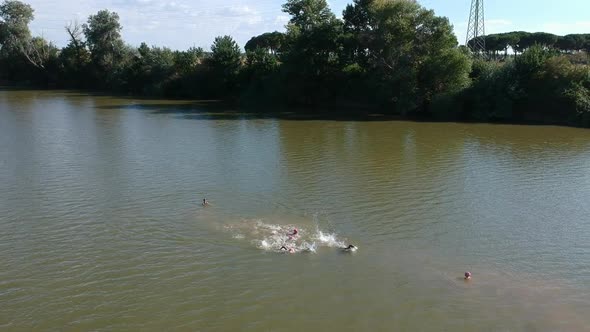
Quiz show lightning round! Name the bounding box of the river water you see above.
[1,89,590,331]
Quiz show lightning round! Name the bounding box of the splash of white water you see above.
[226,219,347,253]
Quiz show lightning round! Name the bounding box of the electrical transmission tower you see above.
[466,0,485,54]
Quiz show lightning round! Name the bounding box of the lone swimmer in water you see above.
[202,198,209,206]
[342,244,357,252]
[464,271,472,280]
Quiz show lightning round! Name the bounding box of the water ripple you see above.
[2,92,590,331]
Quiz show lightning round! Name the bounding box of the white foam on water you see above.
[225,219,348,254]
[312,230,346,248]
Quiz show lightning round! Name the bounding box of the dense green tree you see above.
[210,35,241,74]
[159,46,206,98]
[479,32,590,55]
[0,0,55,70]
[244,32,285,54]
[565,81,590,126]
[458,45,590,126]
[584,38,590,54]
[366,0,470,113]
[484,34,501,59]
[172,47,203,74]
[514,44,553,78]
[557,35,577,52]
[340,0,373,66]
[240,47,282,105]
[26,36,58,68]
[342,0,372,33]
[505,32,522,55]
[462,61,520,121]
[58,22,90,86]
[282,0,337,33]
[245,48,279,74]
[208,35,242,98]
[0,0,33,51]
[83,9,125,86]
[532,32,558,47]
[126,43,175,95]
[280,0,342,105]
[514,32,558,50]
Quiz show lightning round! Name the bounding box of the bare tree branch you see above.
[16,35,53,69]
[65,21,83,49]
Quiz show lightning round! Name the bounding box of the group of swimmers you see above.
[278,228,358,254]
[204,198,358,254]
[279,243,357,253]
[203,198,470,279]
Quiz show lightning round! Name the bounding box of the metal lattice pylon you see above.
[466,0,485,54]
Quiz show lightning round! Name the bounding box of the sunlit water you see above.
[1,89,590,331]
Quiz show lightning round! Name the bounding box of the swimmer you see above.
[287,228,299,240]
[202,198,209,206]
[464,271,472,280]
[342,244,357,252]
[280,246,295,253]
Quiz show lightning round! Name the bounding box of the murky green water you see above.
[1,89,590,331]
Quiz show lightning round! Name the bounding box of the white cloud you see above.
[541,21,590,35]
[216,5,257,17]
[274,14,289,26]
[486,19,512,27]
[485,19,514,36]
[23,0,588,51]
[25,0,289,50]
[208,5,263,26]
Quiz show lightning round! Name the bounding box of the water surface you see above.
[1,89,590,331]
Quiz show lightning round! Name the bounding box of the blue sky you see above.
[25,0,590,50]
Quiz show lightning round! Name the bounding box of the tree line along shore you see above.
[1,0,589,127]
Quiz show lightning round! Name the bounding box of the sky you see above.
[24,0,590,50]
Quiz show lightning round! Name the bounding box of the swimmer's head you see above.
[464,271,472,279]
[343,245,357,252]
[293,228,298,234]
